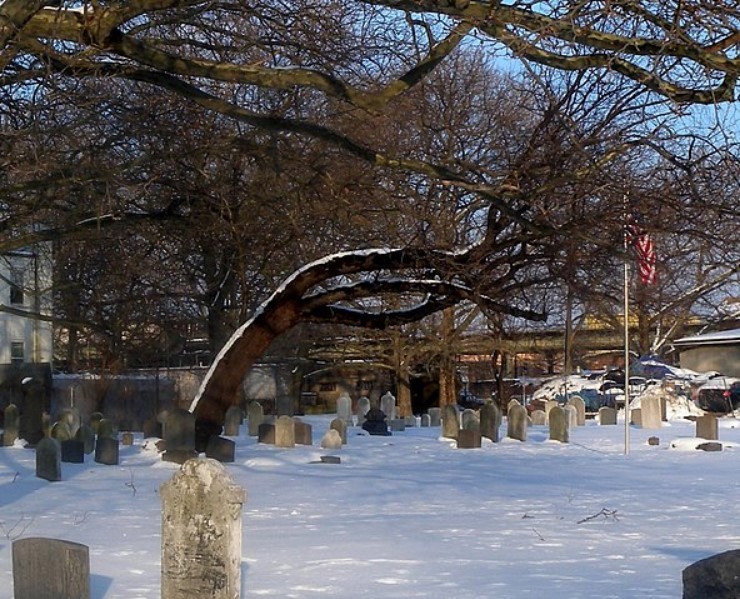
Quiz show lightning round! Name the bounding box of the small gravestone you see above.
[121,432,134,446]
[95,437,119,465]
[89,412,104,435]
[641,395,662,429]
[320,429,343,450]
[247,401,264,437]
[420,414,431,427]
[275,415,295,448]
[51,421,74,442]
[3,403,19,446]
[36,437,62,482]
[19,379,46,446]
[428,407,442,427]
[530,410,547,426]
[599,406,618,425]
[205,436,235,463]
[223,405,242,436]
[12,537,90,599]
[161,458,246,599]
[57,408,81,438]
[548,405,569,443]
[696,414,718,440]
[442,404,460,440]
[457,429,482,449]
[389,419,406,432]
[630,408,642,426]
[697,442,722,452]
[405,415,417,427]
[507,404,527,442]
[75,424,96,454]
[380,392,396,422]
[320,455,341,464]
[462,409,480,432]
[330,417,348,444]
[567,396,586,426]
[683,548,740,599]
[294,420,313,445]
[97,418,116,440]
[479,402,501,442]
[361,407,390,436]
[337,393,353,426]
[61,439,85,463]
[356,397,371,427]
[162,409,198,464]
[258,423,275,444]
[648,436,660,446]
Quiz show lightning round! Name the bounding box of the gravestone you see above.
[506,404,527,442]
[420,414,431,427]
[19,380,46,446]
[57,408,81,438]
[337,393,353,426]
[121,432,134,446]
[548,405,569,443]
[162,408,198,464]
[61,440,85,464]
[442,404,460,440]
[641,395,662,429]
[3,403,19,446]
[544,400,558,420]
[507,398,520,413]
[479,402,501,442]
[696,414,718,440]
[330,417,348,444]
[428,407,442,427]
[258,423,275,444]
[206,436,236,463]
[567,396,586,426]
[223,406,242,436]
[697,442,722,452]
[97,418,116,440]
[94,437,119,465]
[276,395,293,417]
[161,458,246,599]
[12,537,90,599]
[320,429,343,450]
[51,421,74,442]
[361,407,390,436]
[275,415,296,448]
[462,409,480,432]
[76,424,96,454]
[247,401,264,437]
[36,437,61,482]
[563,405,578,430]
[294,420,313,445]
[89,412,104,435]
[457,429,482,449]
[599,407,617,425]
[380,392,396,422]
[405,415,418,427]
[356,397,371,427]
[530,410,547,426]
[630,408,642,426]
[683,548,740,599]
[389,419,406,432]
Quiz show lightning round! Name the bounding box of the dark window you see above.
[10,341,24,364]
[9,268,24,305]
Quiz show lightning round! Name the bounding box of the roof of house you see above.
[674,328,740,346]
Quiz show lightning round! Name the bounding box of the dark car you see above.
[695,381,740,414]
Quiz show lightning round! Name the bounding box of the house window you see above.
[319,382,336,392]
[10,341,24,364]
[9,267,24,305]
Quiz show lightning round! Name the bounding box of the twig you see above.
[532,527,546,541]
[577,508,619,524]
[125,469,137,496]
[0,515,35,540]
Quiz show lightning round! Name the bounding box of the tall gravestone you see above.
[548,405,569,443]
[337,393,353,426]
[275,415,296,448]
[641,396,662,429]
[247,401,264,437]
[12,537,90,599]
[161,459,246,599]
[36,437,62,482]
[380,392,396,422]
[599,406,618,425]
[162,408,198,464]
[507,404,527,442]
[3,403,19,446]
[420,414,431,427]
[479,402,501,442]
[19,379,45,446]
[696,414,718,440]
[223,406,242,437]
[356,397,371,427]
[428,407,442,427]
[567,396,586,426]
[442,404,459,440]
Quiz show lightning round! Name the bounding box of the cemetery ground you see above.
[2,413,740,598]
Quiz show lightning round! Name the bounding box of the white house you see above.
[0,243,53,366]
[674,328,740,378]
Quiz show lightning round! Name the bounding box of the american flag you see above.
[626,216,657,285]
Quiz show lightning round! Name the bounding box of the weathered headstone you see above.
[205,436,236,463]
[88,412,104,435]
[405,415,418,427]
[599,406,618,425]
[648,436,660,446]
[121,432,134,446]
[548,405,569,443]
[337,393,353,426]
[330,417,348,444]
[563,405,578,430]
[420,414,431,427]
[630,408,642,426]
[12,537,90,599]
[462,409,480,432]
[223,405,242,437]
[380,391,396,422]
[258,423,275,444]
[442,404,460,440]
[320,428,343,450]
[389,419,406,432]
[94,437,119,465]
[3,403,19,446]
[428,407,442,427]
[60,439,85,464]
[530,410,547,426]
[19,380,46,446]
[683,549,740,599]
[162,408,198,464]
[247,401,264,437]
[97,418,116,440]
[275,415,296,448]
[75,424,96,454]
[356,397,371,427]
[294,419,313,445]
[697,442,722,452]
[161,458,246,599]
[544,400,558,420]
[457,429,482,449]
[640,395,662,429]
[36,437,61,482]
[479,402,501,442]
[696,414,719,440]
[57,407,81,438]
[51,421,74,442]
[506,404,527,442]
[567,396,586,426]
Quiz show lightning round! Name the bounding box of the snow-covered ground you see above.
[2,411,740,598]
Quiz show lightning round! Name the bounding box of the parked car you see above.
[695,380,740,413]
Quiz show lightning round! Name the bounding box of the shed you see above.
[674,328,740,377]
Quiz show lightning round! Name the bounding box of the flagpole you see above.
[623,196,631,456]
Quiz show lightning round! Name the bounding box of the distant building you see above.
[674,328,740,377]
